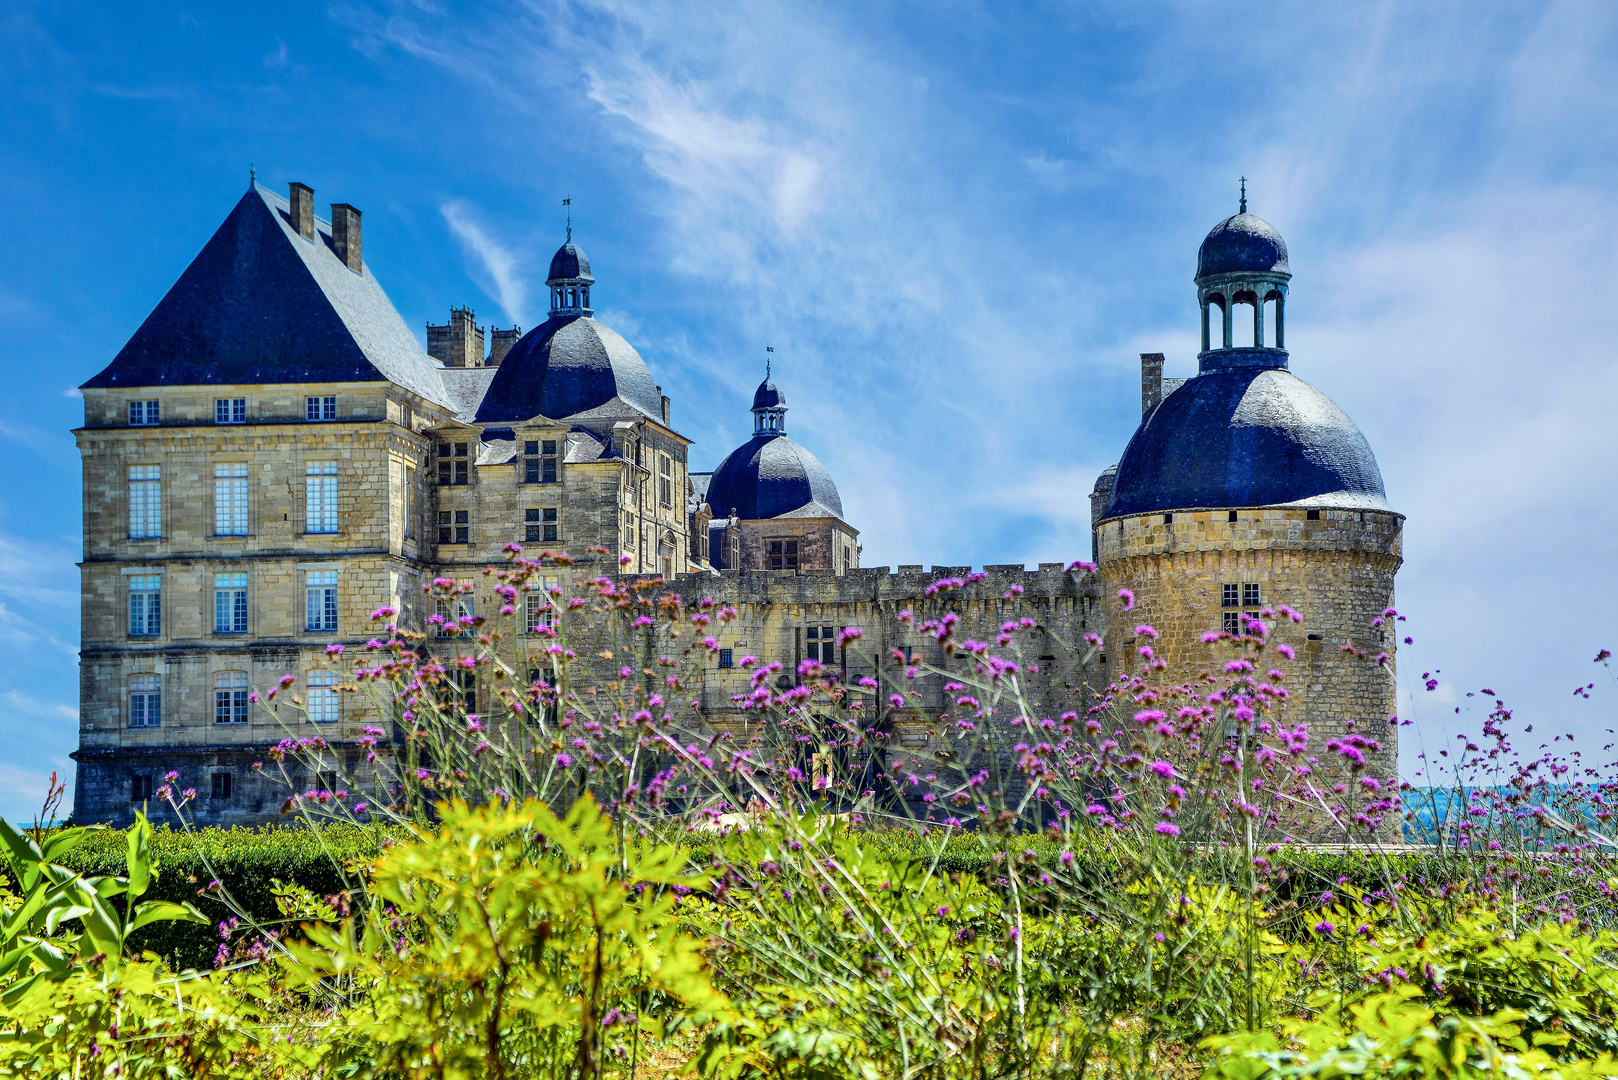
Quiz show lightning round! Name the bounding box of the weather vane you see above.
[1239,176,1247,214]
[765,343,773,378]
[563,197,572,241]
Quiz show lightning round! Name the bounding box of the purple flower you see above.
[1154,822,1181,836]
[1149,760,1175,778]
[325,643,344,656]
[1314,921,1335,936]
[556,753,573,768]
[1117,588,1135,611]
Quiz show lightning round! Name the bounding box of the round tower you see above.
[1094,195,1403,785]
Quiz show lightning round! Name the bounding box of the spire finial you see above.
[1239,176,1247,214]
[249,162,255,188]
[562,197,572,241]
[765,343,773,379]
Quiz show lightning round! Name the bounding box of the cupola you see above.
[547,230,594,317]
[1195,179,1291,367]
[752,363,787,435]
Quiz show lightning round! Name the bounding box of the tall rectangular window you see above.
[211,772,233,800]
[128,400,159,426]
[523,440,558,483]
[524,590,555,635]
[215,398,246,424]
[435,581,474,637]
[131,773,153,802]
[128,465,161,539]
[1243,583,1261,607]
[128,674,161,728]
[405,466,418,539]
[524,507,558,543]
[306,396,337,421]
[768,539,799,572]
[1222,583,1240,608]
[308,670,340,723]
[305,570,338,632]
[128,575,161,636]
[438,442,469,485]
[658,455,673,507]
[214,463,249,535]
[214,671,249,724]
[1223,610,1243,635]
[305,462,338,533]
[806,625,837,664]
[214,573,248,633]
[718,648,734,669]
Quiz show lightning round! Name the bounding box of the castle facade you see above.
[71,180,1400,826]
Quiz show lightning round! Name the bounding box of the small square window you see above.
[1222,583,1239,608]
[525,508,540,522]
[306,396,337,421]
[1306,508,1320,520]
[1163,513,1173,524]
[1228,510,1238,522]
[1243,583,1261,607]
[1223,610,1242,635]
[215,398,246,424]
[211,772,233,800]
[129,400,159,426]
[718,648,734,669]
[456,526,469,543]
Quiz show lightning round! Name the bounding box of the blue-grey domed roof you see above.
[547,241,592,283]
[475,315,662,422]
[1197,213,1289,279]
[752,376,785,410]
[705,434,843,520]
[1104,367,1391,518]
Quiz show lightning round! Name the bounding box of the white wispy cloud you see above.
[441,200,530,327]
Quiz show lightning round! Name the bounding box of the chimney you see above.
[488,326,522,366]
[1140,352,1166,417]
[330,203,362,272]
[426,307,484,367]
[289,183,315,241]
[659,389,671,426]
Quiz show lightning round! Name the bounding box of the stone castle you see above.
[71,180,1402,825]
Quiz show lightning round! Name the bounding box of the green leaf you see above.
[125,811,153,901]
[128,900,209,934]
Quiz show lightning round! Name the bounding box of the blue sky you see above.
[3,1,1617,820]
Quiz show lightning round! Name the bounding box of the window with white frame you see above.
[435,581,474,637]
[306,396,337,421]
[524,507,557,543]
[214,671,249,724]
[215,398,246,424]
[524,587,555,634]
[307,670,340,723]
[129,674,161,728]
[214,463,249,535]
[305,570,338,632]
[128,400,159,426]
[305,462,338,533]
[658,455,673,507]
[128,465,161,539]
[214,573,247,633]
[805,625,838,665]
[128,575,161,636]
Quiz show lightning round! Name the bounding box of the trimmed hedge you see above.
[51,824,389,970]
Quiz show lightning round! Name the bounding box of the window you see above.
[305,570,338,632]
[523,440,558,484]
[658,455,673,507]
[436,582,474,637]
[405,466,418,540]
[1163,513,1174,524]
[524,590,555,635]
[130,773,153,803]
[1223,610,1243,635]
[1228,510,1239,522]
[806,625,837,664]
[718,648,734,669]
[129,674,161,728]
[1243,583,1261,607]
[128,575,161,636]
[215,398,246,424]
[128,465,161,539]
[448,668,476,713]
[214,573,248,633]
[211,772,233,800]
[1306,508,1320,521]
[306,396,337,421]
[214,463,249,535]
[768,539,799,572]
[524,508,558,543]
[214,671,249,724]
[438,510,469,544]
[1222,584,1239,608]
[438,442,469,485]
[308,670,340,724]
[901,646,916,664]
[305,462,338,533]
[128,400,159,426]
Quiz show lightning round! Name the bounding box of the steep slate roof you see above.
[84,184,450,407]
[704,433,846,522]
[473,316,663,423]
[440,368,499,422]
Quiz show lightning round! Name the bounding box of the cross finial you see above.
[562,197,572,241]
[1239,176,1247,214]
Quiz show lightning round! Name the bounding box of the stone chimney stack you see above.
[426,307,485,368]
[330,203,362,272]
[1140,352,1166,417]
[289,183,315,241]
[487,327,522,366]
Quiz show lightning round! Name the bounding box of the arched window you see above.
[581,287,590,308]
[214,671,248,725]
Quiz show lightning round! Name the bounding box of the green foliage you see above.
[282,794,730,1079]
